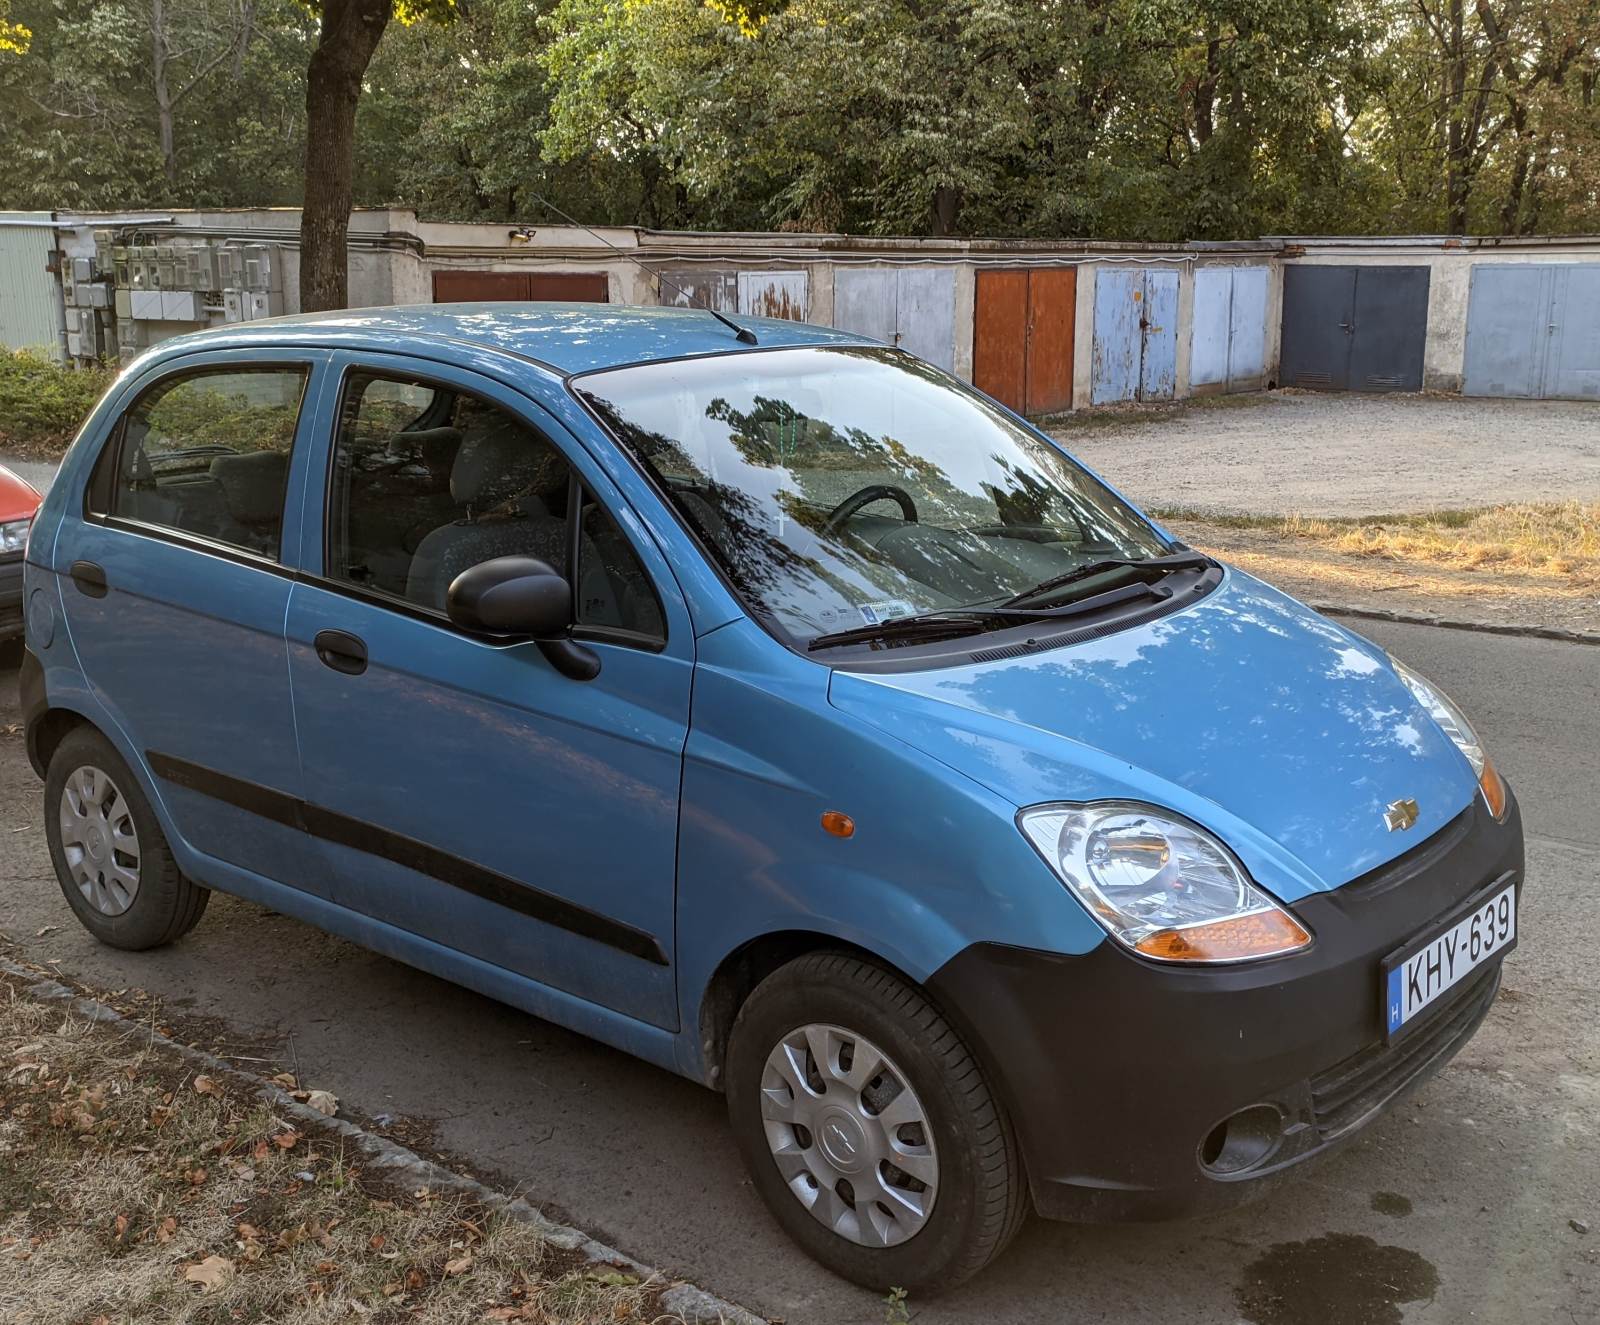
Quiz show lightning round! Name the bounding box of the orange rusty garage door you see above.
[432,271,610,302]
[972,268,1076,415]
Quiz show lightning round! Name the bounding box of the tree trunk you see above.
[931,185,960,236]
[151,0,176,183]
[1445,0,1468,233]
[300,0,391,313]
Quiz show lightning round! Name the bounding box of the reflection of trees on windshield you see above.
[577,346,1168,641]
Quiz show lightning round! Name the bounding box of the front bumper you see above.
[927,790,1525,1221]
[0,554,21,639]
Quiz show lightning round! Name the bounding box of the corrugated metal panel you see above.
[1463,265,1550,398]
[1228,267,1270,389]
[0,211,62,356]
[737,270,808,321]
[833,268,898,344]
[1091,268,1143,404]
[1349,266,1428,391]
[1190,268,1233,389]
[1140,269,1179,400]
[1546,265,1600,400]
[895,268,956,372]
[660,268,737,313]
[1023,267,1075,414]
[973,270,1028,410]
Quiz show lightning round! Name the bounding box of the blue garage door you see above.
[1092,267,1179,404]
[1191,267,1270,393]
[1466,264,1600,401]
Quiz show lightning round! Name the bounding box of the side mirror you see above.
[446,557,600,681]
[447,556,572,636]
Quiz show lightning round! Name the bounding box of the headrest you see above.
[209,451,289,526]
[390,426,462,466]
[450,422,567,511]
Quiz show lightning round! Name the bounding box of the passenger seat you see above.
[208,452,290,556]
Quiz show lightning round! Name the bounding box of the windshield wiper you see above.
[1001,551,1213,609]
[807,611,999,652]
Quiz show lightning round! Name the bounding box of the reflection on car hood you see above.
[827,569,1479,900]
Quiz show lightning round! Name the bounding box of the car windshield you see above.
[576,346,1172,646]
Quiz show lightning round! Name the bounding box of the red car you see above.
[0,463,42,640]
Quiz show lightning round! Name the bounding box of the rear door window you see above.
[100,367,308,560]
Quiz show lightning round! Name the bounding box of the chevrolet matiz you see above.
[21,305,1523,1291]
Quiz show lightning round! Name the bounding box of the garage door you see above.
[833,267,957,370]
[971,267,1077,415]
[1191,267,1270,393]
[432,271,609,302]
[1091,267,1178,404]
[1279,265,1429,392]
[1464,264,1600,400]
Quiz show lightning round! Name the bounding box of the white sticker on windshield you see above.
[858,599,918,626]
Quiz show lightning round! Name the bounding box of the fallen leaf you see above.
[184,1167,207,1186]
[183,1254,234,1293]
[303,1089,338,1117]
[155,1217,179,1244]
[192,1076,219,1097]
[112,1214,129,1242]
[270,1072,298,1089]
[444,1250,474,1277]
[368,1233,386,1252]
[274,1130,300,1150]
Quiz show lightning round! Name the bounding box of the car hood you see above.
[827,570,1479,901]
[0,464,41,524]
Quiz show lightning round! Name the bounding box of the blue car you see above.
[21,305,1523,1291]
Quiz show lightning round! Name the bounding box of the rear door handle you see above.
[314,629,368,676]
[69,560,108,598]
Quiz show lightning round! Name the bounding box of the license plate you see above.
[1383,879,1517,1038]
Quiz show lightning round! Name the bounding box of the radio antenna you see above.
[513,191,758,345]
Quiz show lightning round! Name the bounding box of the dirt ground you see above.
[1052,391,1600,518]
[1174,518,1600,634]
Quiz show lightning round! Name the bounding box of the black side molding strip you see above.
[145,751,670,967]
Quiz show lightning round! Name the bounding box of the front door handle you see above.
[314,629,368,676]
[69,560,108,598]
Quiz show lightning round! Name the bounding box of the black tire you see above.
[43,727,210,950]
[725,951,1028,1293]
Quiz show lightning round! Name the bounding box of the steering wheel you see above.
[822,484,919,536]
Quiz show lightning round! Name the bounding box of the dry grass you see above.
[1155,503,1600,587]
[0,979,672,1324]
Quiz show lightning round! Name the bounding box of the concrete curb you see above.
[0,953,767,1325]
[1313,602,1600,646]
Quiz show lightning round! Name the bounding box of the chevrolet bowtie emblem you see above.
[1384,798,1421,832]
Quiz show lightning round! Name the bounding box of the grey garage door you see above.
[832,267,957,371]
[1463,264,1600,401]
[1280,265,1430,392]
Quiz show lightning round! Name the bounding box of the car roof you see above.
[147,303,876,377]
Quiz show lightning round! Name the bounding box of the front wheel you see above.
[725,952,1027,1292]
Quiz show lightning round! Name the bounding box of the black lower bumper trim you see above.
[926,792,1525,1222]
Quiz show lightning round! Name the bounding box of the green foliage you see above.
[0,0,1596,237]
[0,350,116,455]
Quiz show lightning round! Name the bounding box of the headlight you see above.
[1017,802,1312,963]
[1389,656,1508,820]
[0,517,30,555]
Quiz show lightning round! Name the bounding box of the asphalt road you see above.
[2,619,1596,1324]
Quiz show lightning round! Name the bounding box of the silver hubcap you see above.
[760,1023,938,1248]
[59,765,141,916]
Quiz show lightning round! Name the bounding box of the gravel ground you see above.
[1053,392,1600,517]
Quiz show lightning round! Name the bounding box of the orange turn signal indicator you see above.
[821,811,855,839]
[1479,756,1508,821]
[1134,910,1311,963]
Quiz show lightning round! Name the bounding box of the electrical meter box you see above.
[94,231,114,274]
[113,247,131,288]
[246,291,283,320]
[184,246,221,292]
[242,244,282,292]
[222,290,245,323]
[71,256,93,283]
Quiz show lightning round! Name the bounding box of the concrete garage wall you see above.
[20,209,1600,410]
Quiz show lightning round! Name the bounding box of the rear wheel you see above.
[725,951,1027,1292]
[44,727,209,950]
